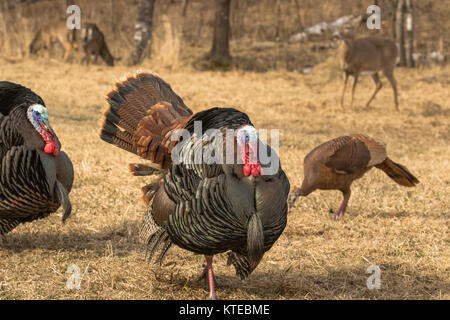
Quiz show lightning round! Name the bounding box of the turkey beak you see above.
[39,119,50,131]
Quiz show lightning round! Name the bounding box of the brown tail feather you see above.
[129,163,160,176]
[376,157,419,187]
[141,181,160,205]
[99,71,193,168]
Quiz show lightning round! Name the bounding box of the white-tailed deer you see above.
[29,21,77,61]
[333,15,399,111]
[78,23,121,66]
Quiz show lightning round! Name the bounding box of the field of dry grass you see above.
[0,56,448,300]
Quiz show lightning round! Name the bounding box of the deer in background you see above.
[333,15,399,111]
[79,23,120,66]
[29,20,78,61]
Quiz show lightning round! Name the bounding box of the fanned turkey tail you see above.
[375,157,419,187]
[100,71,195,266]
[99,71,193,170]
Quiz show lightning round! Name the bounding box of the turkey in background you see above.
[289,133,419,219]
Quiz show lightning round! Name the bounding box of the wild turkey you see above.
[289,134,419,219]
[0,82,73,246]
[99,71,290,299]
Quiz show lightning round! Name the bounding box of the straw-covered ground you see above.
[0,57,448,299]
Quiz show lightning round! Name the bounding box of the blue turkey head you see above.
[26,103,59,156]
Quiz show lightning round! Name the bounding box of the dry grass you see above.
[0,56,449,300]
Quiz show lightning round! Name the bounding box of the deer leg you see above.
[75,45,82,64]
[85,51,91,66]
[334,190,351,220]
[349,74,359,111]
[82,47,89,65]
[63,43,71,62]
[384,69,399,111]
[340,72,349,111]
[46,44,51,59]
[365,73,382,108]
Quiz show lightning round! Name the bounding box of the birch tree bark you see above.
[404,0,414,67]
[130,0,155,65]
[395,0,406,66]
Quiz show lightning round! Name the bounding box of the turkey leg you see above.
[334,191,350,220]
[205,255,216,300]
[197,263,218,287]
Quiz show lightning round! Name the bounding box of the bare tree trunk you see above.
[181,0,189,17]
[396,0,406,66]
[110,0,116,33]
[130,0,155,66]
[275,0,281,41]
[210,0,231,66]
[197,2,205,40]
[404,0,414,67]
[392,0,397,40]
[293,0,304,32]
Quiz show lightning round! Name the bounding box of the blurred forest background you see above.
[0,0,449,71]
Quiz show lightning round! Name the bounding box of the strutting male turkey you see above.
[100,72,290,299]
[289,134,419,219]
[0,82,73,246]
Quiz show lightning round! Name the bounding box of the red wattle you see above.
[44,142,59,157]
[256,164,262,175]
[242,142,263,177]
[40,128,59,157]
[44,142,54,154]
[243,164,251,177]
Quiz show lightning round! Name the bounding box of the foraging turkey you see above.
[289,134,419,219]
[100,72,290,299]
[0,82,73,246]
